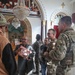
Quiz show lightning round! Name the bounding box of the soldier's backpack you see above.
[60,31,75,67]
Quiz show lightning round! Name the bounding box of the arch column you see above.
[34,0,47,41]
[41,20,47,41]
[34,0,47,20]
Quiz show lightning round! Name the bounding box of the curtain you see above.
[54,25,60,38]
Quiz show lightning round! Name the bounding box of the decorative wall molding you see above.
[34,0,47,20]
[23,18,32,44]
[50,8,71,22]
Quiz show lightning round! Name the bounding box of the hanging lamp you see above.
[13,0,30,21]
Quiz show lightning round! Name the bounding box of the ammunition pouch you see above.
[60,33,74,67]
[47,61,57,74]
[60,50,73,66]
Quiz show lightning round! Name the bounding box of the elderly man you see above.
[14,36,34,75]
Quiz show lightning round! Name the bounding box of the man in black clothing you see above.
[33,34,43,74]
[14,36,34,75]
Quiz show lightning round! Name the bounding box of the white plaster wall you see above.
[39,0,73,30]
[27,17,41,44]
[73,2,75,13]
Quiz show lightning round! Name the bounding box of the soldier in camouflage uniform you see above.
[48,16,75,75]
[44,29,57,75]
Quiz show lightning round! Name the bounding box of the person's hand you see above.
[26,57,31,61]
[16,45,25,54]
[17,45,27,57]
[43,52,49,57]
[20,45,26,50]
[22,55,31,60]
[18,51,24,57]
[15,48,21,54]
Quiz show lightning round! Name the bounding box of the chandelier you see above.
[13,0,30,21]
[12,17,20,29]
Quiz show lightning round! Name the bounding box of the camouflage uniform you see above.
[46,39,57,75]
[49,28,75,75]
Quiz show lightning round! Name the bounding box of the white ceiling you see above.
[70,0,75,3]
